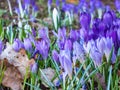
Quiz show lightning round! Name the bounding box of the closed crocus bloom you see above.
[103,11,113,26]
[83,39,95,54]
[31,62,38,73]
[115,0,120,12]
[36,40,49,59]
[73,41,85,64]
[96,37,105,54]
[80,12,91,29]
[59,50,72,79]
[48,0,52,7]
[104,37,113,61]
[90,47,102,67]
[52,8,59,30]
[108,30,118,52]
[58,28,66,41]
[70,30,78,42]
[52,50,59,63]
[63,56,72,79]
[0,41,2,54]
[57,28,66,49]
[23,38,32,51]
[80,28,88,41]
[64,39,72,51]
[12,39,24,52]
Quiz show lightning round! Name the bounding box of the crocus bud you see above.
[12,38,24,52]
[23,38,32,51]
[52,8,59,31]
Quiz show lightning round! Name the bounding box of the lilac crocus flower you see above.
[59,50,72,79]
[64,39,73,51]
[73,41,85,64]
[52,50,59,63]
[0,41,2,54]
[31,62,38,73]
[23,38,32,51]
[96,37,106,54]
[104,37,114,61]
[90,47,102,67]
[83,39,95,54]
[12,38,24,52]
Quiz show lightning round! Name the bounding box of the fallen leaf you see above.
[0,43,35,90]
[1,60,22,90]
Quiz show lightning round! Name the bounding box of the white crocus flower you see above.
[52,8,59,31]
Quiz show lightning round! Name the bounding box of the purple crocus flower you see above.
[56,0,60,7]
[23,38,32,51]
[48,0,52,7]
[52,50,59,63]
[103,11,113,27]
[57,28,66,49]
[80,12,91,30]
[12,38,24,52]
[36,39,50,59]
[115,0,120,12]
[31,62,38,73]
[0,41,2,54]
[70,30,79,42]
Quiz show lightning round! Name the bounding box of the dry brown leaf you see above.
[1,60,22,90]
[0,43,35,90]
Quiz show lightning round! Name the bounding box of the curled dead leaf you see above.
[0,43,35,90]
[1,60,22,90]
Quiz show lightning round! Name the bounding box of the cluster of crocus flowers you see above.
[51,0,120,83]
[52,28,85,80]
